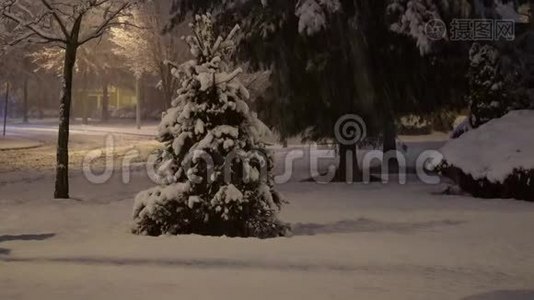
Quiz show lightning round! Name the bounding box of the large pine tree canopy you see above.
[166,0,531,140]
[167,1,468,127]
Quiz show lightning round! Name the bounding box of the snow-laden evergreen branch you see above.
[132,14,288,238]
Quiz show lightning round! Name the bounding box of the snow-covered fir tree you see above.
[387,0,444,55]
[132,15,289,238]
[295,0,341,36]
[467,32,534,128]
[466,43,509,127]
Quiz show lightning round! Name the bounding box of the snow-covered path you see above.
[1,170,534,300]
[6,121,159,138]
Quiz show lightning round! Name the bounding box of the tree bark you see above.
[164,84,172,111]
[22,76,29,123]
[38,88,44,120]
[54,44,78,199]
[383,116,397,153]
[160,63,174,111]
[101,82,109,122]
[383,114,399,173]
[81,72,89,125]
[3,82,9,137]
[335,143,363,183]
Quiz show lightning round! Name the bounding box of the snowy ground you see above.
[1,122,160,174]
[1,124,534,299]
[0,135,43,151]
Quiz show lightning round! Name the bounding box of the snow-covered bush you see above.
[436,110,534,201]
[397,114,432,135]
[430,110,457,132]
[132,15,289,238]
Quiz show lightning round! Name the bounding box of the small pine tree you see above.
[466,43,510,128]
[467,33,534,128]
[132,15,289,238]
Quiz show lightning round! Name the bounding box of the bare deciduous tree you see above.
[1,0,135,199]
[111,0,189,110]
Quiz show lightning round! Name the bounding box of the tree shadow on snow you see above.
[0,233,55,256]
[1,256,379,273]
[462,290,534,300]
[291,218,465,236]
[0,233,56,243]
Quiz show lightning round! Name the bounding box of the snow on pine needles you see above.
[132,15,288,238]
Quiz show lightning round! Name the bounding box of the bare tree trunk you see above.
[70,79,76,122]
[38,88,45,120]
[383,116,397,153]
[39,103,44,119]
[54,44,78,199]
[81,72,89,125]
[164,85,172,110]
[159,66,174,111]
[136,77,142,130]
[164,69,174,110]
[101,82,109,122]
[383,114,399,173]
[22,76,29,123]
[3,82,9,137]
[335,143,363,183]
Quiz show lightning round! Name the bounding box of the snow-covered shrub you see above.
[430,110,456,132]
[436,110,534,201]
[132,15,289,238]
[110,107,136,119]
[397,114,432,135]
[132,183,195,236]
[397,111,456,135]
